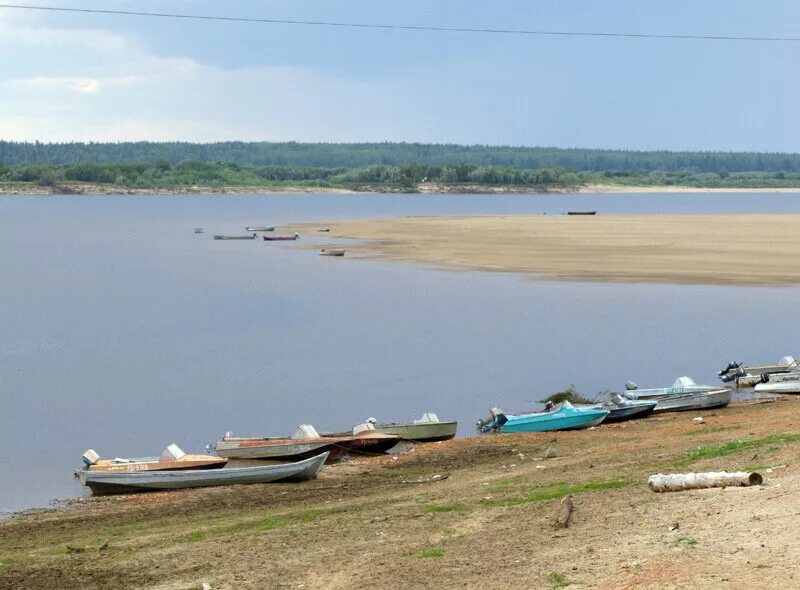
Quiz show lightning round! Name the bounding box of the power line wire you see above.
[1,3,799,42]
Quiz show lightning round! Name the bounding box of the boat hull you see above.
[215,439,338,461]
[500,411,608,433]
[755,381,800,394]
[79,452,328,495]
[368,421,457,442]
[647,389,732,413]
[578,402,656,423]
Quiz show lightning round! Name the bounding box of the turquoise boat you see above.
[477,401,609,434]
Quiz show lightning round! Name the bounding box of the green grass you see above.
[257,516,287,531]
[425,503,464,514]
[547,571,569,588]
[682,433,800,465]
[300,509,321,523]
[186,532,205,543]
[489,479,629,507]
[418,547,445,559]
[682,424,744,437]
[677,536,698,546]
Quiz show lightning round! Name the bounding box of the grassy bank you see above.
[2,398,799,589]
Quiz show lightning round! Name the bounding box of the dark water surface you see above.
[2,192,799,513]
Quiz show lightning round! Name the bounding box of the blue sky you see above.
[0,0,798,150]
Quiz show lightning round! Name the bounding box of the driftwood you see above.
[648,471,763,493]
[557,495,573,528]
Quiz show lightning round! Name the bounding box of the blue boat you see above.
[576,394,657,423]
[477,401,609,434]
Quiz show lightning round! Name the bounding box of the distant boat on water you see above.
[214,234,257,240]
[263,233,300,241]
[246,226,275,232]
[193,228,204,234]
[319,249,345,257]
[566,211,597,216]
[317,227,331,232]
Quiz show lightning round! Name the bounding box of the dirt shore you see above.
[2,398,799,589]
[287,214,800,286]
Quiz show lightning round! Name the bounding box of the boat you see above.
[329,413,457,442]
[566,211,597,215]
[263,233,300,241]
[622,388,732,413]
[576,394,657,423]
[755,380,800,394]
[718,356,798,387]
[193,228,204,234]
[214,424,399,461]
[213,234,257,240]
[624,376,719,397]
[319,249,345,257]
[317,227,331,232]
[81,444,227,473]
[78,452,328,495]
[477,401,609,434]
[246,226,275,232]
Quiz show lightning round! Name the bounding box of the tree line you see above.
[2,140,800,173]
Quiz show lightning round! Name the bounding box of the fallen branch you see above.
[648,471,763,492]
[557,495,573,528]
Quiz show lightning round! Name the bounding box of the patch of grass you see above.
[419,547,445,558]
[682,433,800,465]
[677,536,698,546]
[547,571,569,588]
[491,479,629,507]
[257,516,287,531]
[300,509,321,523]
[425,503,464,514]
[186,532,205,543]
[442,528,465,541]
[586,547,594,554]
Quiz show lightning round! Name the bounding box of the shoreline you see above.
[2,398,798,589]
[3,181,800,196]
[286,213,800,287]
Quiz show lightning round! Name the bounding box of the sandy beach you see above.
[2,398,798,589]
[289,214,800,286]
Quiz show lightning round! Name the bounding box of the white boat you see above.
[246,226,275,232]
[623,388,732,413]
[359,413,457,442]
[719,356,798,387]
[755,377,800,394]
[319,249,345,257]
[78,452,328,495]
[624,376,719,398]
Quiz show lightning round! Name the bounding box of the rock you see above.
[202,584,212,590]
[544,447,557,459]
[668,522,679,532]
[693,417,705,424]
[371,516,389,523]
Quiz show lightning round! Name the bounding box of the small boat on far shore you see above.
[718,356,798,387]
[80,444,227,473]
[622,387,732,413]
[214,234,257,240]
[246,226,275,232]
[319,249,345,257]
[263,233,300,241]
[317,227,331,232]
[567,211,597,215]
[325,413,457,442]
[577,395,657,423]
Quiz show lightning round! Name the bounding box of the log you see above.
[557,494,573,528]
[648,471,763,493]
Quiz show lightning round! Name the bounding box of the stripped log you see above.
[557,494,573,528]
[648,471,763,492]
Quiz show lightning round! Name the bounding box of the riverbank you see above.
[287,214,800,286]
[2,398,798,589]
[3,181,800,195]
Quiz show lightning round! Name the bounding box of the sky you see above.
[0,0,798,151]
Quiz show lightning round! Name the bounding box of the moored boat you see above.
[477,401,609,434]
[81,444,227,473]
[566,211,597,215]
[718,356,798,387]
[214,234,257,240]
[246,226,275,232]
[78,452,328,495]
[215,424,399,461]
[624,376,719,398]
[577,395,657,423]
[319,249,345,257]
[263,233,300,241]
[622,388,732,413]
[754,378,800,394]
[341,413,457,442]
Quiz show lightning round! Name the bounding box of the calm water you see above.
[2,192,799,513]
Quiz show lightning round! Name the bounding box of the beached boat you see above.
[335,413,457,442]
[214,234,257,240]
[576,395,657,423]
[567,211,597,215]
[246,226,275,232]
[755,374,800,394]
[718,356,798,387]
[319,249,345,257]
[215,424,399,461]
[263,233,300,241]
[81,444,227,473]
[477,401,608,434]
[317,227,331,232]
[622,388,732,413]
[624,376,719,397]
[78,452,328,495]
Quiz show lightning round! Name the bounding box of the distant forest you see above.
[2,141,800,172]
[2,141,800,190]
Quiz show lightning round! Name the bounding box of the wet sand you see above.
[290,214,800,286]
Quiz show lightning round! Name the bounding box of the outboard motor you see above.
[476,408,507,433]
[718,361,741,378]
